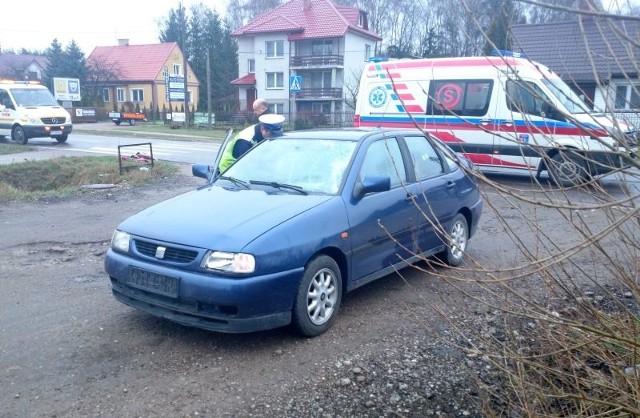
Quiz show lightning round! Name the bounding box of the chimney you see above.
[118,38,130,46]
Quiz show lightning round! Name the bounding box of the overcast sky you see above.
[0,0,227,54]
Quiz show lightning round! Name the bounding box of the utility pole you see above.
[180,1,189,128]
[207,49,212,129]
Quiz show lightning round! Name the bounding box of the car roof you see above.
[279,128,425,141]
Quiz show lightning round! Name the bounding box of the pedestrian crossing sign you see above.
[289,75,302,93]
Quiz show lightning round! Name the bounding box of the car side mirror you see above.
[353,175,391,199]
[192,164,212,180]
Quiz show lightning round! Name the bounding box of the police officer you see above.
[218,114,285,173]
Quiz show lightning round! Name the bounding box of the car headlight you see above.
[111,230,131,253]
[201,251,255,273]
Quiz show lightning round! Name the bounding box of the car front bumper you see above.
[105,249,304,333]
[24,124,72,138]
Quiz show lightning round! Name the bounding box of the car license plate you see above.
[127,267,179,297]
[50,131,63,136]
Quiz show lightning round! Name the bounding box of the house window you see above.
[266,72,284,89]
[102,88,110,103]
[311,71,332,88]
[117,88,125,102]
[615,84,640,110]
[188,90,193,104]
[248,59,255,73]
[173,64,182,75]
[132,89,144,102]
[365,44,371,61]
[312,102,331,114]
[312,40,332,55]
[268,103,284,114]
[266,40,284,58]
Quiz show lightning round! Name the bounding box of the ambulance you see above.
[353,53,637,186]
[0,80,73,144]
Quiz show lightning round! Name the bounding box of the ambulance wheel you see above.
[11,126,27,144]
[56,135,68,143]
[548,150,588,187]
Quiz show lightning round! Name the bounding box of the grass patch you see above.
[78,122,232,141]
[0,142,33,155]
[0,156,177,201]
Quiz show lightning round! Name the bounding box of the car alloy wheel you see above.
[293,255,342,337]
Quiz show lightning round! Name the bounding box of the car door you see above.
[402,134,459,254]
[347,136,415,283]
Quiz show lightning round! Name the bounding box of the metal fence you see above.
[614,110,640,130]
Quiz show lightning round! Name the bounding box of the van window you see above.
[427,80,493,117]
[0,89,14,109]
[506,80,568,121]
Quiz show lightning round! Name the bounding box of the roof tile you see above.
[87,43,178,81]
[232,0,380,41]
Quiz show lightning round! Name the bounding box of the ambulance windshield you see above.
[542,79,590,114]
[10,88,59,107]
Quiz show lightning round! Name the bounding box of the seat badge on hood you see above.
[155,246,167,259]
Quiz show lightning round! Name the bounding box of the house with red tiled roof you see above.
[231,0,381,124]
[87,40,199,114]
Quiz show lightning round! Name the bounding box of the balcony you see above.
[290,55,344,68]
[295,87,343,100]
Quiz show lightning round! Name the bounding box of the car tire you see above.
[437,213,468,267]
[292,255,342,337]
[548,150,589,187]
[11,125,27,144]
[56,134,68,143]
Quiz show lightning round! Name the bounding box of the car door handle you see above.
[405,193,417,201]
[446,181,456,190]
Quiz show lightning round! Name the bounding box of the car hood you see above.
[118,184,334,251]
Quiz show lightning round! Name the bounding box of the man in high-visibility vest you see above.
[218,114,285,173]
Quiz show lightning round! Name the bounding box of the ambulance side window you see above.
[506,80,564,121]
[426,80,493,117]
[0,90,14,110]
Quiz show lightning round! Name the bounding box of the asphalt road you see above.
[0,122,221,165]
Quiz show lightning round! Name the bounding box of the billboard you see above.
[53,77,81,101]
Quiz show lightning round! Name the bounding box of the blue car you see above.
[105,128,483,337]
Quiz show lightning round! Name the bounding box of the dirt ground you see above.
[1,167,636,417]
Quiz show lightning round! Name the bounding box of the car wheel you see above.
[292,255,342,337]
[548,150,589,187]
[56,134,68,143]
[438,213,468,267]
[11,125,27,144]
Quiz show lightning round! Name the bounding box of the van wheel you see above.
[292,255,342,337]
[548,150,589,187]
[56,135,68,143]
[11,126,27,144]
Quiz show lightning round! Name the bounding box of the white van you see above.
[0,80,73,144]
[354,54,637,186]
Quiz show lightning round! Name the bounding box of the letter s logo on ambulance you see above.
[368,86,388,109]
[436,83,463,110]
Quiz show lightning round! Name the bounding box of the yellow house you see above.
[88,40,199,115]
